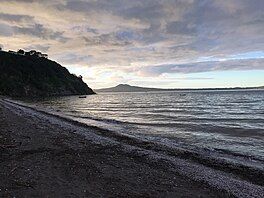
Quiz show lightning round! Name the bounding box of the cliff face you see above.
[0,51,95,97]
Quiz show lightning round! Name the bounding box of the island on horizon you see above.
[95,83,264,93]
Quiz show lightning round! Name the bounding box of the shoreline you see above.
[0,99,263,197]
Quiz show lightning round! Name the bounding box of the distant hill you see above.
[0,51,95,97]
[95,84,172,92]
[95,84,264,93]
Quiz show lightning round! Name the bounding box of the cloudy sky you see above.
[0,0,263,89]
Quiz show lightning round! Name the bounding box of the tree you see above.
[17,49,25,55]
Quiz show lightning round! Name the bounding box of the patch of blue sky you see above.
[170,70,264,88]
[196,51,264,63]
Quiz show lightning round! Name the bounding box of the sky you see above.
[0,0,263,89]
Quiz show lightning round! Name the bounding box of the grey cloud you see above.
[1,0,59,3]
[121,1,163,20]
[62,0,264,56]
[83,32,134,47]
[0,23,13,36]
[9,0,34,2]
[137,58,264,76]
[0,11,68,43]
[86,27,98,35]
[65,0,142,14]
[0,13,34,23]
[186,0,264,53]
[166,21,196,35]
[69,26,99,35]
[15,24,68,42]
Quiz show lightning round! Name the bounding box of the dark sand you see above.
[0,100,260,197]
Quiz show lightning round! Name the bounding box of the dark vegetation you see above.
[0,50,95,97]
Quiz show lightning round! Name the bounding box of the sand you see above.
[0,99,262,197]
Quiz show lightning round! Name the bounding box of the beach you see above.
[0,99,263,197]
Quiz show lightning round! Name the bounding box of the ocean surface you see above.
[23,89,264,168]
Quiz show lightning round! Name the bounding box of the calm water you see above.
[25,90,264,163]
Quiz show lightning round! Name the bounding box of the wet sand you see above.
[0,99,262,197]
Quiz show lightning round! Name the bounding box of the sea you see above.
[23,89,264,171]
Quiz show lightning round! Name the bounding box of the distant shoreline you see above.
[95,84,264,93]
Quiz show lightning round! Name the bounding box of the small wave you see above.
[73,115,126,125]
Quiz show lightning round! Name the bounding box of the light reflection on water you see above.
[25,90,264,161]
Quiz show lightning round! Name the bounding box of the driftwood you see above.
[9,166,19,175]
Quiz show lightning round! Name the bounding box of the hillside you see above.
[0,51,95,97]
[95,84,168,92]
[95,84,264,93]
